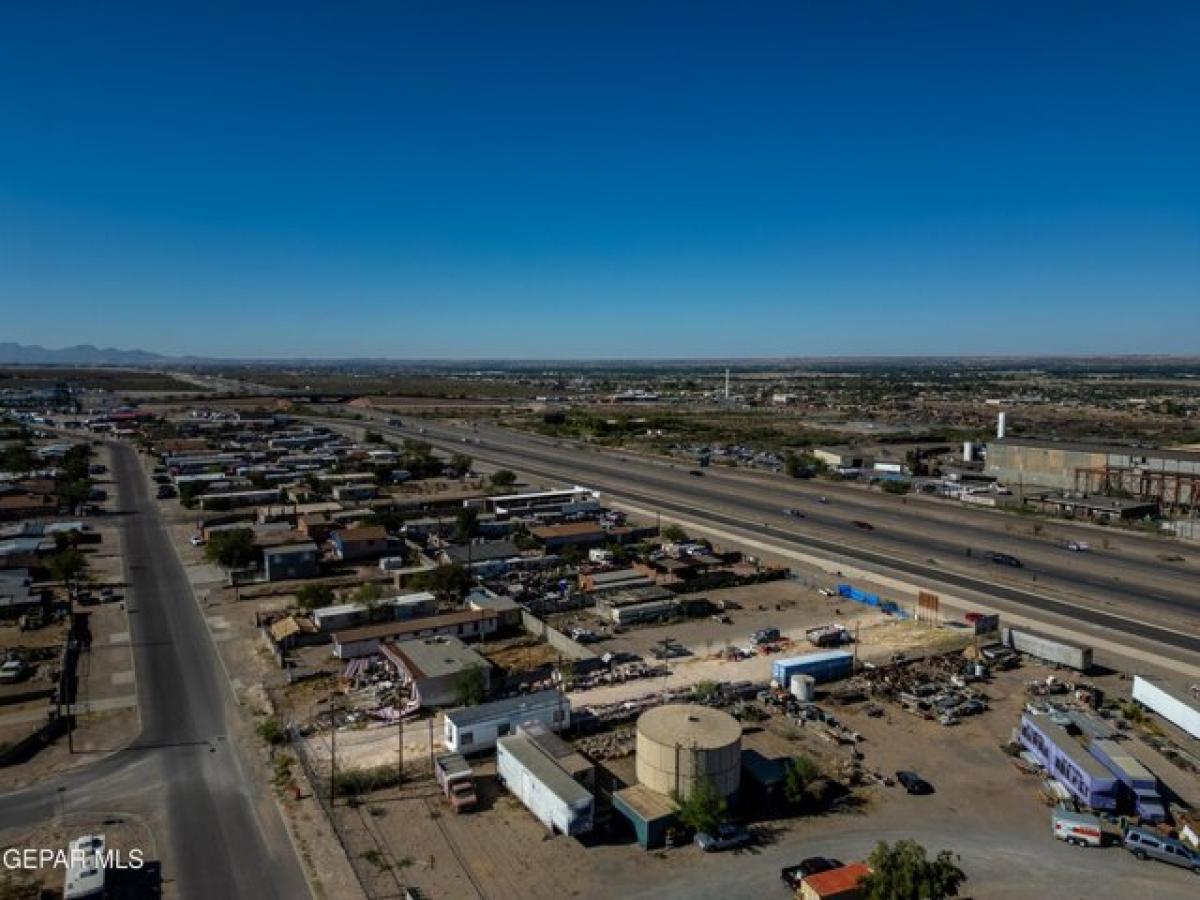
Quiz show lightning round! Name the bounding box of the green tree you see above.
[452,665,488,706]
[489,468,517,489]
[448,453,473,477]
[671,776,727,835]
[881,480,912,495]
[205,528,257,569]
[410,564,473,604]
[0,442,34,473]
[48,548,87,586]
[783,755,820,806]
[660,524,687,543]
[59,478,92,511]
[860,840,966,900]
[784,450,803,478]
[296,583,336,611]
[455,506,480,542]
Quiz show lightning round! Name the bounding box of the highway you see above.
[0,442,311,899]
[332,413,1200,656]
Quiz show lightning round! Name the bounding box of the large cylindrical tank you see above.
[962,441,975,462]
[790,673,816,701]
[635,704,742,800]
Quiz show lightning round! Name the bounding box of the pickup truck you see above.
[435,752,478,813]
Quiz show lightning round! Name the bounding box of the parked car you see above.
[896,770,934,795]
[0,659,31,684]
[1124,827,1200,871]
[851,520,874,531]
[989,552,1023,568]
[156,484,176,499]
[781,857,844,888]
[189,534,205,547]
[695,823,751,852]
[751,627,780,646]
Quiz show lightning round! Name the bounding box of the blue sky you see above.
[1,2,1197,358]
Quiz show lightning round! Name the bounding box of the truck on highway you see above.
[435,752,478,813]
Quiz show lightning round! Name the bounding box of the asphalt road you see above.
[336,415,1200,656]
[0,442,310,900]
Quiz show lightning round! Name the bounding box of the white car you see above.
[1066,541,1090,552]
[190,534,205,547]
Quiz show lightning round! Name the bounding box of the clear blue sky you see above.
[2,1,1197,359]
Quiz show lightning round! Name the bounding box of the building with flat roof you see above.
[261,541,320,582]
[380,636,490,707]
[332,609,498,659]
[986,438,1199,511]
[1018,713,1118,811]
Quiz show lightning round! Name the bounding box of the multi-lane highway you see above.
[332,413,1200,657]
[0,442,310,899]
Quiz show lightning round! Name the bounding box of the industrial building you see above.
[635,704,742,801]
[379,636,491,708]
[443,689,570,754]
[986,438,1200,512]
[332,609,498,659]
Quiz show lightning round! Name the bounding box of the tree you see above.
[0,442,34,474]
[881,480,912,495]
[672,776,726,836]
[48,549,87,586]
[783,755,820,806]
[296,583,336,611]
[352,582,388,619]
[489,469,517,489]
[205,528,257,569]
[860,840,966,900]
[410,564,473,604]
[59,478,92,511]
[448,453,473,477]
[452,665,487,707]
[784,450,803,478]
[660,524,687,543]
[455,506,480,542]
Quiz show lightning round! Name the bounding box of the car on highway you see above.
[688,469,705,476]
[851,520,874,530]
[816,496,830,504]
[989,552,1023,567]
[695,823,751,852]
[1066,541,1090,552]
[781,857,845,889]
[783,507,805,518]
[896,770,934,795]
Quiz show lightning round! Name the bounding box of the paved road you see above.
[331,415,1200,656]
[0,442,310,900]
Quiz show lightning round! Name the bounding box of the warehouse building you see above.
[379,636,490,708]
[986,438,1199,511]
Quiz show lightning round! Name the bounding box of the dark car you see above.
[156,484,177,499]
[689,469,705,477]
[989,552,1023,568]
[783,508,805,518]
[896,770,934,795]
[851,520,874,531]
[781,857,844,888]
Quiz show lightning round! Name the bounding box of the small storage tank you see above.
[790,673,816,701]
[962,441,975,462]
[636,704,741,800]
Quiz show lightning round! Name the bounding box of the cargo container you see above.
[1003,626,1092,672]
[1131,675,1200,741]
[772,650,854,686]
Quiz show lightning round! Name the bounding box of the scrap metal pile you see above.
[843,649,991,725]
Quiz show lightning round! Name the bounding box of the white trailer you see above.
[1132,675,1200,740]
[497,732,593,835]
[443,689,570,754]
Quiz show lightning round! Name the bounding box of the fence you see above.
[520,610,597,661]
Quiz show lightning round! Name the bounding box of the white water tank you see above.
[636,704,742,800]
[790,673,816,701]
[962,441,975,462]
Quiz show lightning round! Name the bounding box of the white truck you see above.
[434,752,478,813]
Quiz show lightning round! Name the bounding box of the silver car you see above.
[1123,827,1200,872]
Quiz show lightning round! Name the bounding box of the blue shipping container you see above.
[772,650,854,685]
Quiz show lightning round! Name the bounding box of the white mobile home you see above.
[443,689,570,754]
[497,732,594,835]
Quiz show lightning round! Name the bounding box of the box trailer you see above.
[1003,626,1092,672]
[772,650,854,686]
[497,733,594,836]
[1132,675,1200,741]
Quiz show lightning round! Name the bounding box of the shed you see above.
[800,862,871,900]
[612,784,678,850]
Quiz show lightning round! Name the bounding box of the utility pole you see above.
[397,713,404,791]
[329,693,338,807]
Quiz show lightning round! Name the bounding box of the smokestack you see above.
[997,412,1007,440]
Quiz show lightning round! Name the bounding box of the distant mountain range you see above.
[0,343,168,365]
